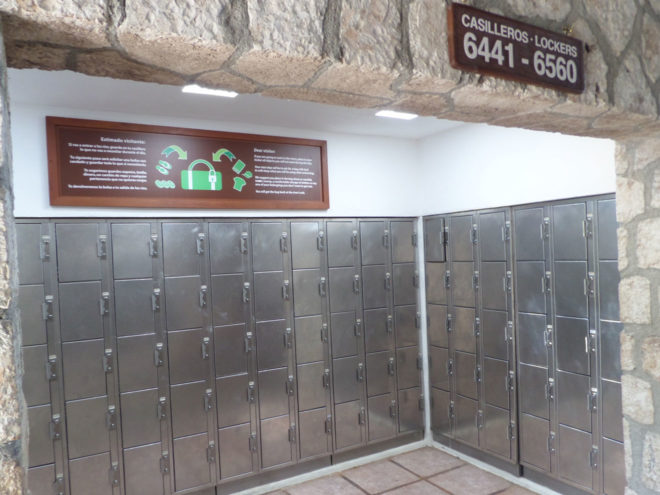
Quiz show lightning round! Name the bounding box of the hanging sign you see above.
[46,117,329,209]
[448,3,585,93]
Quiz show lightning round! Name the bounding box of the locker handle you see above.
[97,236,108,258]
[201,336,210,360]
[384,272,392,291]
[323,369,331,388]
[240,232,249,254]
[383,230,390,248]
[545,379,555,401]
[204,389,213,411]
[157,397,167,420]
[543,326,553,348]
[242,282,251,303]
[284,328,293,349]
[99,292,110,316]
[319,277,327,297]
[444,270,451,289]
[317,231,325,251]
[149,234,159,257]
[584,336,589,354]
[353,274,360,294]
[387,357,395,376]
[389,401,397,418]
[46,355,57,381]
[320,323,329,343]
[386,315,394,334]
[282,280,290,300]
[505,271,512,292]
[359,408,366,425]
[244,332,253,353]
[196,233,206,255]
[286,375,295,396]
[288,424,297,443]
[159,453,170,474]
[152,288,161,312]
[473,318,480,337]
[106,406,117,430]
[446,314,452,333]
[39,235,51,261]
[325,415,333,434]
[351,230,359,250]
[154,343,164,367]
[103,348,113,373]
[472,271,479,290]
[50,414,62,440]
[249,433,258,452]
[199,286,208,307]
[356,363,364,382]
[247,382,256,403]
[354,319,362,337]
[42,295,54,321]
[280,233,289,253]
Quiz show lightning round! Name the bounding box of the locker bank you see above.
[11,69,623,495]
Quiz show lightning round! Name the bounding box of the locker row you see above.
[17,218,422,495]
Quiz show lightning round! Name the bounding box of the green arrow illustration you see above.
[162,145,188,160]
[212,148,236,162]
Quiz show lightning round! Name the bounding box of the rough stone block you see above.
[4,41,69,71]
[643,432,660,490]
[569,19,609,108]
[615,177,645,223]
[195,70,258,94]
[233,51,322,87]
[0,456,23,495]
[624,418,632,478]
[493,111,591,135]
[0,322,20,445]
[622,374,654,425]
[637,218,660,269]
[583,0,637,57]
[313,64,396,98]
[74,50,185,86]
[620,331,635,371]
[642,337,660,382]
[451,83,554,119]
[261,87,386,109]
[619,276,651,325]
[618,226,629,270]
[504,0,571,22]
[642,15,660,83]
[614,54,658,119]
[633,138,660,171]
[390,94,451,117]
[616,143,632,176]
[652,170,660,209]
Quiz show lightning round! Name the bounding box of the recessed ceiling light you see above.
[375,110,418,120]
[182,84,238,98]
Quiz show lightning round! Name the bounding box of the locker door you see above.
[114,279,154,336]
[514,208,545,261]
[364,308,392,353]
[597,199,618,261]
[253,271,287,321]
[326,221,357,268]
[366,351,394,397]
[211,273,245,326]
[170,381,208,437]
[603,438,625,495]
[558,425,593,490]
[601,321,622,381]
[396,346,420,390]
[519,364,549,419]
[452,262,475,308]
[483,405,510,459]
[516,261,546,314]
[123,443,164,495]
[66,396,110,458]
[454,351,477,400]
[430,347,450,391]
[479,211,507,261]
[256,320,289,370]
[56,223,102,282]
[251,222,285,272]
[111,223,153,280]
[391,220,415,263]
[164,275,204,330]
[480,262,507,311]
[334,400,364,450]
[368,394,396,440]
[22,345,50,406]
[424,217,445,263]
[555,316,590,375]
[428,304,448,348]
[483,358,509,410]
[219,423,253,479]
[162,222,203,277]
[426,263,447,305]
[18,285,47,346]
[258,368,290,420]
[299,408,331,458]
[599,261,621,321]
[454,395,478,446]
[556,371,591,432]
[216,374,250,428]
[554,261,588,318]
[214,324,249,377]
[59,281,103,341]
[17,223,44,285]
[69,452,113,495]
[28,405,54,467]
[360,221,388,265]
[120,389,160,448]
[209,222,246,274]
[398,387,422,433]
[393,263,416,306]
[362,264,387,310]
[117,334,158,393]
[394,305,417,348]
[329,267,358,313]
[517,312,548,367]
[450,215,474,262]
[292,268,323,316]
[291,221,321,269]
[295,315,325,364]
[62,339,106,401]
[297,362,327,410]
[431,388,451,435]
[602,380,623,442]
[481,310,507,361]
[453,307,476,353]
[168,328,207,384]
[260,415,294,468]
[520,414,550,471]
[552,203,587,261]
[173,433,212,491]
[333,356,362,404]
[331,312,359,358]
[27,464,55,495]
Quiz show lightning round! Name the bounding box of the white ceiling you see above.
[7,69,463,140]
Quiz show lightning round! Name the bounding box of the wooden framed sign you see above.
[46,117,329,209]
[448,3,585,93]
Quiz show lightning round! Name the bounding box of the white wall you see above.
[418,124,616,215]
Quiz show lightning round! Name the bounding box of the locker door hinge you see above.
[46,354,57,381]
[288,424,297,443]
[543,325,553,348]
[244,331,254,353]
[323,369,331,388]
[99,292,110,316]
[585,272,595,296]
[477,410,484,429]
[449,401,455,419]
[505,370,515,392]
[471,224,478,244]
[207,442,216,463]
[247,381,256,403]
[240,232,249,254]
[160,452,170,474]
[286,375,295,396]
[473,317,480,337]
[282,280,290,300]
[590,446,599,469]
[386,315,394,334]
[541,217,551,240]
[384,272,392,291]
[390,400,398,418]
[472,271,479,290]
[249,433,258,452]
[204,389,214,411]
[474,365,482,383]
[39,235,51,261]
[97,235,108,258]
[106,406,117,430]
[317,230,326,251]
[505,321,514,344]
[359,407,366,425]
[388,357,395,376]
[548,431,556,454]
[50,414,62,440]
[502,221,511,242]
[284,328,293,349]
[446,313,453,333]
[507,421,516,440]
[418,395,425,411]
[447,359,454,376]
[319,276,327,297]
[242,282,251,303]
[354,318,362,337]
[588,387,598,412]
[201,336,210,360]
[157,397,167,420]
[149,233,159,257]
[351,230,359,250]
[325,415,333,434]
[444,270,451,289]
[199,285,208,308]
[356,363,365,382]
[353,274,361,294]
[196,233,206,255]
[413,271,420,288]
[53,475,64,495]
[320,323,329,343]
[583,215,594,239]
[103,348,113,373]
[42,295,54,320]
[545,378,555,401]
[154,343,164,367]
[280,232,289,253]
[109,462,120,487]
[505,271,512,293]
[417,354,424,370]
[152,288,161,312]
[412,231,418,247]
[415,312,421,329]
[383,229,390,248]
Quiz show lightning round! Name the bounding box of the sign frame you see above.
[46,116,330,210]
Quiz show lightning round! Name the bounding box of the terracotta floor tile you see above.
[428,464,511,494]
[287,475,365,495]
[343,460,419,494]
[382,480,450,494]
[497,486,539,495]
[391,447,465,477]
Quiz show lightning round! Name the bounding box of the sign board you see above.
[448,3,585,93]
[46,117,329,209]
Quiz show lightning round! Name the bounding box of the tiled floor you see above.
[267,447,538,495]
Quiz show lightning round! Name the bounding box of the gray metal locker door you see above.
[597,199,618,261]
[450,215,474,262]
[219,423,253,479]
[360,221,387,265]
[18,285,47,346]
[252,222,285,272]
[601,321,622,381]
[68,452,113,495]
[299,408,331,458]
[66,396,110,458]
[391,220,415,263]
[168,328,207,385]
[111,223,153,280]
[119,389,161,448]
[393,263,416,306]
[162,222,202,277]
[431,388,451,435]
[164,275,204,331]
[327,221,356,268]
[329,267,357,313]
[209,222,246,274]
[603,438,625,495]
[430,347,450,391]
[556,316,590,375]
[483,405,510,459]
[520,413,550,471]
[517,312,548,366]
[123,443,163,495]
[480,262,507,311]
[253,271,287,321]
[17,223,44,285]
[366,352,394,397]
[291,221,321,269]
[293,268,323,317]
[483,358,509,410]
[214,324,249,377]
[368,394,396,440]
[424,217,445,263]
[516,261,546,314]
[62,339,106,401]
[216,374,251,428]
[518,364,549,419]
[28,405,54,467]
[554,261,588,318]
[256,319,288,370]
[117,334,158,393]
[481,310,507,361]
[479,211,507,261]
[602,379,623,442]
[295,315,325,364]
[454,307,476,353]
[558,425,593,490]
[552,203,587,261]
[332,356,362,404]
[22,345,50,406]
[556,371,591,432]
[331,312,359,358]
[59,281,103,341]
[454,351,477,400]
[334,400,364,450]
[260,415,293,468]
[396,347,420,390]
[211,273,245,326]
[362,264,387,310]
[395,305,417,348]
[297,362,327,410]
[364,308,392,353]
[170,381,208,437]
[56,223,102,282]
[514,208,545,261]
[27,464,55,495]
[173,433,212,491]
[599,261,621,321]
[452,262,475,308]
[428,304,448,348]
[426,263,447,305]
[258,368,290,419]
[114,279,155,336]
[454,395,478,446]
[399,387,422,433]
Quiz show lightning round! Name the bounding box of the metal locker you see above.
[431,388,451,435]
[59,281,103,341]
[597,199,618,261]
[256,320,289,370]
[326,221,357,268]
[391,220,415,263]
[396,346,420,390]
[517,312,548,367]
[28,405,55,467]
[292,268,323,316]
[329,267,358,313]
[454,351,477,400]
[602,380,623,442]
[398,387,422,433]
[170,381,208,438]
[368,394,396,440]
[428,304,448,348]
[62,339,106,401]
[114,279,154,336]
[252,222,286,272]
[56,223,102,283]
[453,307,476,353]
[426,263,447,305]
[211,273,246,326]
[361,264,388,310]
[515,262,546,314]
[479,211,507,262]
[214,324,249,377]
[518,364,549,419]
[483,405,510,459]
[450,215,474,262]
[332,356,362,404]
[17,223,44,285]
[119,389,161,448]
[360,221,388,265]
[366,352,394,397]
[68,452,113,495]
[520,414,550,471]
[164,275,204,331]
[27,464,55,495]
[556,371,591,432]
[117,334,158,393]
[424,217,445,263]
[218,423,253,479]
[483,358,509,410]
[514,208,545,261]
[209,222,246,274]
[291,221,322,269]
[603,438,625,495]
[454,395,478,446]
[258,368,290,420]
[393,263,416,306]
[65,396,110,459]
[18,285,47,346]
[22,345,50,406]
[480,262,507,311]
[395,305,417,348]
[123,443,164,495]
[173,433,212,491]
[294,315,325,364]
[168,328,207,385]
[331,312,360,358]
[260,415,294,469]
[162,222,203,277]
[452,262,475,308]
[552,203,587,261]
[599,261,620,321]
[299,408,331,458]
[481,310,508,361]
[297,362,327,410]
[556,316,590,375]
[216,374,251,428]
[553,261,588,318]
[600,321,622,381]
[430,347,450,391]
[364,308,392,353]
[253,271,287,321]
[558,425,593,490]
[111,223,153,280]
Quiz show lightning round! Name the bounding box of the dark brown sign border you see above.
[47,117,330,210]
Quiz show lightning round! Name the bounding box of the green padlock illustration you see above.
[181,159,222,191]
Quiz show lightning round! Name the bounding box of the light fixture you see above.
[182,84,238,98]
[375,110,418,120]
